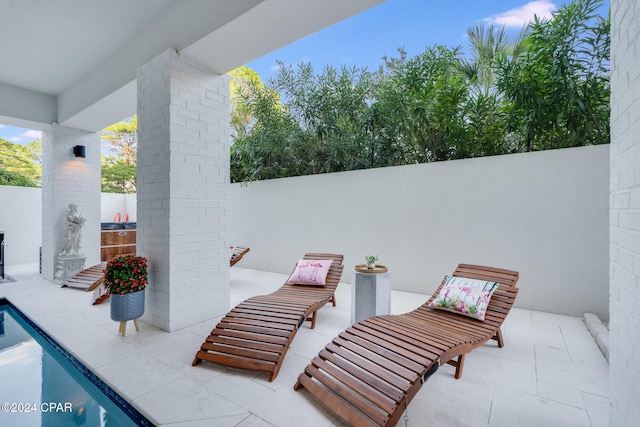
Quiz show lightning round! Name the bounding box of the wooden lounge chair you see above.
[294,264,519,427]
[69,247,251,305]
[192,253,344,381]
[230,245,250,267]
[61,262,107,290]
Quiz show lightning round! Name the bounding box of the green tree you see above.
[231,62,388,182]
[376,45,471,162]
[231,81,304,182]
[229,66,265,141]
[228,0,609,182]
[0,138,41,187]
[0,168,38,187]
[457,24,529,158]
[103,116,137,164]
[272,62,381,172]
[101,117,138,193]
[101,157,137,194]
[460,23,527,96]
[496,0,610,150]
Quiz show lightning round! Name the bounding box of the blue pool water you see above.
[0,298,154,426]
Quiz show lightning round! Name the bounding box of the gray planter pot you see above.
[110,290,145,322]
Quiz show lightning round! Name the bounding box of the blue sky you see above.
[247,0,569,80]
[0,0,608,145]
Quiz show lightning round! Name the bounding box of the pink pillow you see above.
[286,259,333,286]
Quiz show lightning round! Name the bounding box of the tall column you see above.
[610,0,640,425]
[41,125,101,280]
[137,49,230,332]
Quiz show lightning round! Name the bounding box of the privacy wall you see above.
[1,145,609,319]
[230,145,610,319]
[0,185,41,265]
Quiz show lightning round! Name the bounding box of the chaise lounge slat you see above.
[230,246,250,267]
[60,262,107,290]
[295,264,519,427]
[193,253,344,381]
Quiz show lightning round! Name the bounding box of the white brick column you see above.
[137,49,230,332]
[41,125,101,280]
[610,0,640,425]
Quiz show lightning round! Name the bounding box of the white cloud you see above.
[485,0,556,28]
[0,124,5,129]
[23,130,41,140]
[8,130,41,144]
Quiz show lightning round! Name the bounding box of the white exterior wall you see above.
[0,185,41,265]
[101,192,136,222]
[1,146,610,319]
[610,0,640,425]
[231,145,610,320]
[1,190,136,267]
[137,49,230,332]
[41,125,101,279]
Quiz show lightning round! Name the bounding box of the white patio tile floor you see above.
[1,263,610,426]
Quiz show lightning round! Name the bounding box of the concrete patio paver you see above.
[0,263,610,426]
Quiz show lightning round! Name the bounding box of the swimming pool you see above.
[0,298,154,426]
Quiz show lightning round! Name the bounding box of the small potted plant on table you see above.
[104,254,148,336]
[365,255,379,269]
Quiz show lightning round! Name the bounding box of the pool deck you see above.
[1,263,610,427]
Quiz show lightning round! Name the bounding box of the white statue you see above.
[60,203,86,256]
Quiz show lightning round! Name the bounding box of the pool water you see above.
[0,299,154,426]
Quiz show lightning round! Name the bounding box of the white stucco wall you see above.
[1,145,609,319]
[0,185,41,265]
[101,192,137,222]
[230,145,610,320]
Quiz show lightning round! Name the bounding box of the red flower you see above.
[103,255,148,296]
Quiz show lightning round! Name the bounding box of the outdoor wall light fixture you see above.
[73,145,86,158]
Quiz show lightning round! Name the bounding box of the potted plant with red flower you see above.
[104,255,148,334]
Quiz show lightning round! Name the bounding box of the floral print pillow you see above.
[286,259,333,286]
[428,275,499,321]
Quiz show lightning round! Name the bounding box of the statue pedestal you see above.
[54,254,86,281]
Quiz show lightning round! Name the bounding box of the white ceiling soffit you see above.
[181,0,387,75]
[0,0,384,132]
[58,0,266,131]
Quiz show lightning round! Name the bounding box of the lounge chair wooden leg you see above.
[454,354,466,379]
[331,295,336,307]
[311,311,317,329]
[133,319,140,332]
[494,328,505,348]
